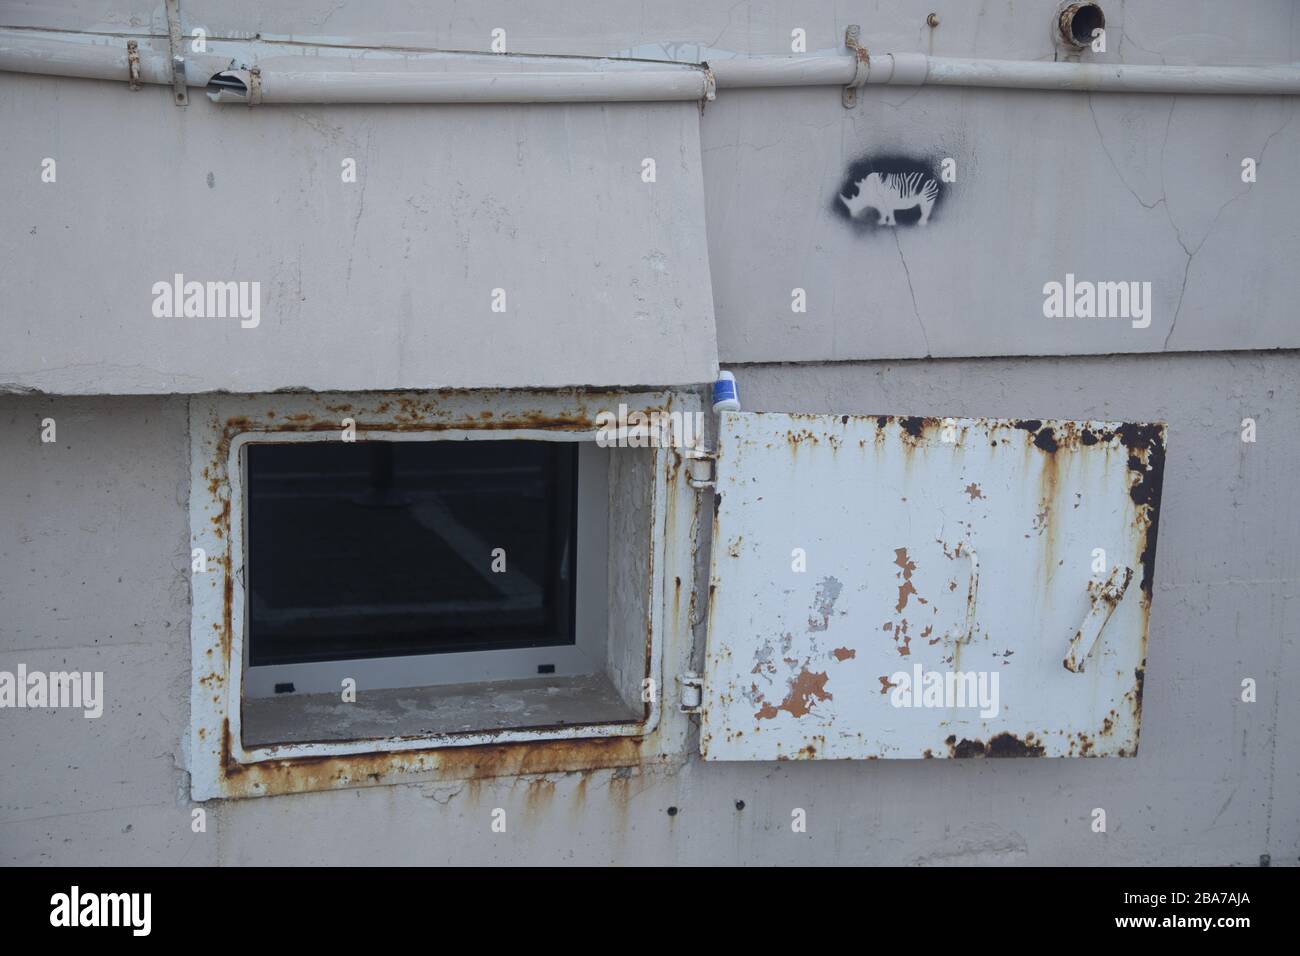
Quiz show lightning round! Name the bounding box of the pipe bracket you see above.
[126,39,141,91]
[247,66,263,106]
[842,24,869,108]
[165,0,188,105]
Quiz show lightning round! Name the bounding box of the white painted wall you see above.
[0,1,1296,865]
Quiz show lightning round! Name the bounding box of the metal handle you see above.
[1064,565,1133,673]
[953,549,979,644]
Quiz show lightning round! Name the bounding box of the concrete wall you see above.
[2,350,1295,864]
[1,0,1297,865]
[4,1,1300,393]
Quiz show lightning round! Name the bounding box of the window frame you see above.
[189,389,696,801]
[238,434,611,697]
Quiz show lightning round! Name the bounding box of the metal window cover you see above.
[701,411,1166,761]
[0,91,718,394]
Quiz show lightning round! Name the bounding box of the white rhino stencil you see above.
[839,171,939,225]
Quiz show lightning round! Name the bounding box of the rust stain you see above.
[878,675,897,695]
[221,722,649,798]
[523,775,557,814]
[779,669,831,717]
[893,547,918,612]
[832,647,856,661]
[1116,423,1166,601]
[756,669,832,720]
[945,732,1045,758]
[964,483,983,500]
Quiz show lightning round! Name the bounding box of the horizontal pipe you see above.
[908,54,1300,94]
[711,51,1300,95]
[0,32,228,87]
[0,31,712,104]
[208,67,712,104]
[702,55,851,88]
[3,29,1299,102]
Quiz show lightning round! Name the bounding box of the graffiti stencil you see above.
[833,155,945,231]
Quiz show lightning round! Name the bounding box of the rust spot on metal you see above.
[946,732,1045,758]
[900,416,926,439]
[964,483,983,500]
[755,668,832,720]
[893,547,918,612]
[1115,423,1166,600]
[220,561,233,658]
[222,729,649,797]
[878,675,897,694]
[832,647,856,661]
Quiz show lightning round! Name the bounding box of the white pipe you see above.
[699,54,849,88]
[208,67,712,104]
[706,51,1300,95]
[883,53,1300,95]
[3,29,1299,101]
[0,32,228,87]
[0,31,712,104]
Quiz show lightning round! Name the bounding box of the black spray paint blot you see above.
[831,154,947,232]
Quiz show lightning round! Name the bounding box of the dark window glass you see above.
[245,440,577,666]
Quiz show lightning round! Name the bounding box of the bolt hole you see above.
[734,800,746,811]
[666,806,679,816]
[1059,3,1105,48]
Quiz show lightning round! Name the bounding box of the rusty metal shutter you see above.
[700,411,1165,760]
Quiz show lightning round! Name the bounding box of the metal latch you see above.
[1063,565,1133,673]
[678,672,703,713]
[843,24,869,108]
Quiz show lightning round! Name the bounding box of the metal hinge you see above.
[684,447,716,489]
[677,672,703,714]
[843,24,869,108]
